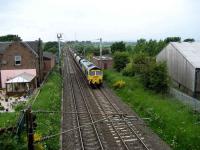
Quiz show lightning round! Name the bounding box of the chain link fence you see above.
[170,88,200,112]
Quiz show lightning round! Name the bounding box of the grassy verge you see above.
[32,67,62,149]
[104,69,200,150]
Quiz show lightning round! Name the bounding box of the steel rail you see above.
[70,53,130,150]
[66,52,85,150]
[70,53,105,150]
[70,49,150,149]
[100,88,150,150]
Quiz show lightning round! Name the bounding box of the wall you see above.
[92,57,113,69]
[1,42,37,70]
[157,43,195,92]
[0,42,39,88]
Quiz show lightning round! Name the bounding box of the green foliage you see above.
[134,39,166,56]
[143,62,170,93]
[0,132,26,150]
[164,37,181,43]
[132,52,151,74]
[111,41,126,53]
[113,52,129,72]
[104,69,200,150]
[43,41,58,54]
[0,34,22,41]
[122,63,135,76]
[0,113,18,128]
[32,67,62,149]
[183,38,195,42]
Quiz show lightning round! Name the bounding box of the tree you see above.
[113,52,129,72]
[164,37,181,43]
[43,41,58,54]
[143,61,169,93]
[111,41,126,53]
[133,39,166,56]
[183,38,195,42]
[0,34,22,41]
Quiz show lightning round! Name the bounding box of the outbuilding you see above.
[92,56,113,69]
[156,42,200,97]
[43,51,55,76]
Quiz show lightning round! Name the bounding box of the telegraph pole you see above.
[57,33,63,74]
[99,38,102,69]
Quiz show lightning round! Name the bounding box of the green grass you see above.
[32,67,62,150]
[104,69,200,150]
[0,113,19,128]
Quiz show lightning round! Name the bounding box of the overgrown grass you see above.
[104,69,200,150]
[0,113,19,128]
[32,67,62,149]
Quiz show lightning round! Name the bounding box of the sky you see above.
[0,0,199,42]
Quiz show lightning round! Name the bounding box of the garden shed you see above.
[156,42,200,97]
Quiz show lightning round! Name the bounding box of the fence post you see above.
[26,107,34,150]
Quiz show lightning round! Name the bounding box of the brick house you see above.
[92,56,113,69]
[0,40,43,93]
[43,51,55,76]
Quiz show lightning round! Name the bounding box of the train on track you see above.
[70,49,103,87]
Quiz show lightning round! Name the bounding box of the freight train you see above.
[70,49,103,87]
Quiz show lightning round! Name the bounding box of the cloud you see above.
[0,0,199,41]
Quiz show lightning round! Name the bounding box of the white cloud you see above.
[0,0,199,41]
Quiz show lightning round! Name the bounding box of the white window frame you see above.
[15,55,21,65]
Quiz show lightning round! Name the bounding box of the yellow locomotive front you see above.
[88,69,103,86]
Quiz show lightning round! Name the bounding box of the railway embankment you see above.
[104,69,200,150]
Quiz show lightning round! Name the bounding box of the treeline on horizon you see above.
[0,34,196,56]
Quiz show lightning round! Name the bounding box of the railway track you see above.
[65,50,105,150]
[70,50,151,150]
[62,47,152,149]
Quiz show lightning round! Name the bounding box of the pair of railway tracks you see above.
[63,48,151,150]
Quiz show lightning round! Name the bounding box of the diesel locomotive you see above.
[71,50,103,86]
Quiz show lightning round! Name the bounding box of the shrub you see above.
[122,63,135,76]
[143,62,170,93]
[113,80,126,89]
[113,52,129,72]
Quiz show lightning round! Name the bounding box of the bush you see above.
[113,80,126,89]
[143,62,170,93]
[122,63,135,76]
[113,52,129,72]
[132,52,150,74]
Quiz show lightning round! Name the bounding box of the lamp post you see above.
[57,33,63,74]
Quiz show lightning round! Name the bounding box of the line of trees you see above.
[0,34,22,41]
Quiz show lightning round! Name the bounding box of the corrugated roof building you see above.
[156,42,200,96]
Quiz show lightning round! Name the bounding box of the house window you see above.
[15,56,21,65]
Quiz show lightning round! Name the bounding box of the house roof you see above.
[0,41,39,57]
[0,42,12,54]
[43,51,55,59]
[170,42,200,68]
[6,72,36,84]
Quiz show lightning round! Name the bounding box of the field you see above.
[104,69,200,150]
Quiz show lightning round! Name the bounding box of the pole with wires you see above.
[57,33,63,74]
[99,38,102,69]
